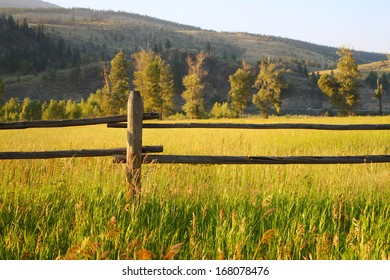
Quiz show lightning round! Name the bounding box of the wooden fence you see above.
[1,91,390,197]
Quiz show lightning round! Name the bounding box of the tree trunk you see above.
[265,98,269,119]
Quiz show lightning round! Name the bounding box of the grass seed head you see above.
[163,242,185,260]
[136,249,155,260]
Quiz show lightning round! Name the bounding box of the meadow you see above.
[0,116,389,260]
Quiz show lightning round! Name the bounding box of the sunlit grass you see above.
[0,116,389,259]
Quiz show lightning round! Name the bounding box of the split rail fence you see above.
[1,91,390,196]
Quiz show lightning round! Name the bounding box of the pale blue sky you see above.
[46,0,390,53]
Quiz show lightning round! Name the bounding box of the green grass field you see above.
[0,116,389,260]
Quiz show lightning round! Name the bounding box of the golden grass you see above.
[0,116,389,259]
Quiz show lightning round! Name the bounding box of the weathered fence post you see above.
[126,91,143,198]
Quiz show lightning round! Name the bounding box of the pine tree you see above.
[133,50,175,118]
[109,51,129,113]
[165,39,172,50]
[96,51,129,115]
[158,59,175,117]
[7,15,16,30]
[228,60,254,117]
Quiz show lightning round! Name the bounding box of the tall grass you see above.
[0,116,389,259]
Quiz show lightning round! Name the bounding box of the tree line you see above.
[1,48,388,122]
[90,50,288,119]
[0,49,286,121]
[0,95,100,122]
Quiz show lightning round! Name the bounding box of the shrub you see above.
[210,102,234,118]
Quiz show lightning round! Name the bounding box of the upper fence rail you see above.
[2,114,390,131]
[0,113,159,130]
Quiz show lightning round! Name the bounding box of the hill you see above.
[359,60,390,75]
[1,7,386,67]
[0,7,389,115]
[0,0,60,9]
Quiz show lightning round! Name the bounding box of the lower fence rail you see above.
[113,154,390,165]
[108,122,390,130]
[0,146,163,160]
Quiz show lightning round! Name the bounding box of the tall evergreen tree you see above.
[133,50,155,93]
[318,48,360,115]
[165,39,172,50]
[133,50,175,117]
[309,72,320,91]
[96,51,130,115]
[7,15,16,29]
[20,18,29,35]
[228,60,254,117]
[252,59,285,119]
[158,59,175,117]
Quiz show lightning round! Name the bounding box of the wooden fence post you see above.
[126,91,143,198]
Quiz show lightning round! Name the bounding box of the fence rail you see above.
[132,155,390,165]
[0,146,163,160]
[109,122,390,130]
[0,113,159,130]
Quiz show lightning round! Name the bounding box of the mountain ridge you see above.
[0,0,60,9]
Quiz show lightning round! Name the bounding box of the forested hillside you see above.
[0,14,81,74]
[2,7,386,68]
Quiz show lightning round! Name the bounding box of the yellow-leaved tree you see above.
[181,52,207,119]
[318,48,360,115]
[252,59,285,119]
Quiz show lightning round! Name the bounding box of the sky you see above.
[45,0,390,53]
